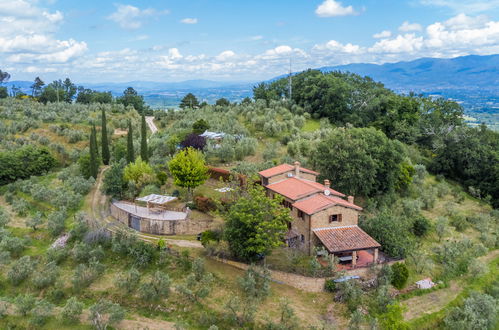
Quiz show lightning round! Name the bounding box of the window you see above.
[298,210,304,220]
[282,200,293,209]
[262,177,269,186]
[301,235,305,243]
[329,214,342,222]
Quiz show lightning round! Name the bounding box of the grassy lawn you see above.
[302,119,321,132]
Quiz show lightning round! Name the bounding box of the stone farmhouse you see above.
[258,162,381,267]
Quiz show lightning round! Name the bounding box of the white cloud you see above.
[0,0,87,67]
[70,13,499,82]
[369,33,424,53]
[181,18,198,24]
[107,4,168,30]
[399,21,423,32]
[132,35,150,41]
[313,13,499,64]
[315,0,357,17]
[313,40,362,54]
[250,35,263,40]
[258,45,308,60]
[419,0,499,14]
[373,30,392,39]
[215,50,236,61]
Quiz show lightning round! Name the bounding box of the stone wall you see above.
[311,205,359,229]
[210,257,399,293]
[211,257,326,292]
[110,203,213,235]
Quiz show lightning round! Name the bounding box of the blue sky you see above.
[1,0,499,82]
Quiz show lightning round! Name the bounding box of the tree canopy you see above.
[180,93,199,109]
[312,127,407,196]
[117,87,146,114]
[168,147,209,198]
[224,185,292,262]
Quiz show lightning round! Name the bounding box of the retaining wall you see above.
[110,203,213,235]
[211,256,399,293]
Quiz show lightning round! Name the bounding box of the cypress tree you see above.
[91,123,99,157]
[101,108,110,165]
[126,120,135,164]
[89,126,98,179]
[140,113,148,162]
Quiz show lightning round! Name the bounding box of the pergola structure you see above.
[313,225,381,268]
[135,194,177,214]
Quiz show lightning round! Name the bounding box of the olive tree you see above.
[88,299,125,330]
[61,297,84,324]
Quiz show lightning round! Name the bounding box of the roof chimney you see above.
[294,161,300,178]
[347,196,354,204]
[324,179,330,188]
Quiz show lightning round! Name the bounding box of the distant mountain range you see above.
[317,54,499,93]
[4,54,498,110]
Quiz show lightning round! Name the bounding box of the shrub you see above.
[32,262,59,289]
[26,212,43,231]
[0,235,26,257]
[450,215,469,232]
[444,292,497,330]
[360,212,413,258]
[335,280,362,312]
[46,247,69,264]
[72,259,104,291]
[324,279,336,292]
[412,216,431,237]
[238,265,271,301]
[30,299,53,326]
[14,294,36,316]
[200,229,221,246]
[139,271,171,302]
[128,240,155,267]
[12,198,29,216]
[115,268,141,294]
[88,299,125,330]
[434,240,484,280]
[0,207,10,227]
[194,196,217,213]
[8,255,35,285]
[47,209,67,237]
[391,263,409,289]
[61,297,84,324]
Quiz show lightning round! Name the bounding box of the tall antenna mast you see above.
[288,58,292,101]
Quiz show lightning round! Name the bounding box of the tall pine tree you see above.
[140,113,148,162]
[89,125,99,179]
[101,108,110,165]
[126,120,135,164]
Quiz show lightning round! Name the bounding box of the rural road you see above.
[145,116,158,134]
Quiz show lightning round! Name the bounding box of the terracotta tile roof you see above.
[266,177,318,200]
[313,226,380,253]
[258,163,319,178]
[292,193,362,214]
[299,180,345,198]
